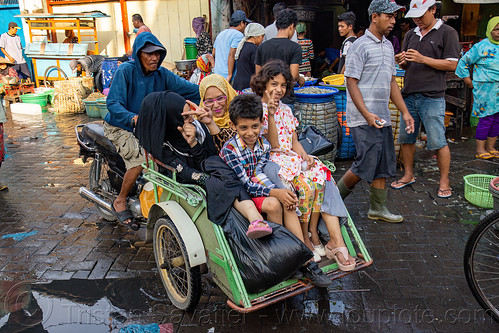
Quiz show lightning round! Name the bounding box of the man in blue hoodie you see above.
[104,32,200,226]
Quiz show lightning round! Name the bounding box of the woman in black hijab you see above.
[136,90,217,185]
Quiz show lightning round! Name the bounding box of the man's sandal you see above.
[246,219,272,239]
[111,201,139,231]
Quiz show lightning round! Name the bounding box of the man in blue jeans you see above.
[392,0,460,198]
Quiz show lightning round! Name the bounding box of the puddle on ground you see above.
[0,278,172,332]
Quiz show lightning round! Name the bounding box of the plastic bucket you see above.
[185,44,197,60]
[96,97,108,119]
[489,176,499,210]
[83,100,101,118]
[20,93,48,107]
[184,37,197,45]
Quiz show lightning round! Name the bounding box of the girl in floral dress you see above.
[251,60,355,271]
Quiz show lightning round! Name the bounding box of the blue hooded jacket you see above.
[105,32,200,132]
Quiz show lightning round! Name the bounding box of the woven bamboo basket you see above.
[53,79,86,114]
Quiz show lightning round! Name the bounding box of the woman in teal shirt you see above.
[456,17,499,159]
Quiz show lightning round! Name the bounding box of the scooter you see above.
[75,122,144,230]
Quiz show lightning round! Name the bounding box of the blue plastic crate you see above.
[101,57,119,89]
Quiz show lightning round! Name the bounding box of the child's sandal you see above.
[246,219,272,239]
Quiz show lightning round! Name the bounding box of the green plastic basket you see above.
[96,97,108,119]
[83,100,101,118]
[463,174,495,208]
[20,93,48,107]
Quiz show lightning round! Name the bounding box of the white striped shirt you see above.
[344,29,396,128]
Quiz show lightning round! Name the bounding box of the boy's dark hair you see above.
[276,9,297,30]
[273,2,287,17]
[337,11,356,28]
[132,14,143,23]
[229,94,263,125]
[250,60,293,98]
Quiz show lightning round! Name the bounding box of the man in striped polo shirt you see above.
[337,0,415,223]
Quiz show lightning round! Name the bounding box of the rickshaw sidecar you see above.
[142,158,373,313]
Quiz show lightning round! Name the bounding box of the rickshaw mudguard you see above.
[147,201,207,268]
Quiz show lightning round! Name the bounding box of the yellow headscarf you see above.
[199,74,238,129]
[486,16,499,45]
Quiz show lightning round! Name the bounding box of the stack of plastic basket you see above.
[101,57,119,90]
[390,69,405,155]
[319,82,356,160]
[294,86,339,162]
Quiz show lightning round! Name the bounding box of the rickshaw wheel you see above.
[153,217,202,311]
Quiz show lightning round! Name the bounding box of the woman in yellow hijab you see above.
[199,74,239,151]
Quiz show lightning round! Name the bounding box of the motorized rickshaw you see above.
[141,154,373,313]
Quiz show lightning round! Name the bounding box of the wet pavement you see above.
[0,109,498,332]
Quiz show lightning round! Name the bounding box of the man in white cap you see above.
[213,10,251,83]
[336,0,415,223]
[392,0,460,199]
[0,22,30,79]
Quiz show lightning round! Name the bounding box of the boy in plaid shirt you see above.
[220,94,332,287]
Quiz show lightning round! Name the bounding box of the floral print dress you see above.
[455,38,499,118]
[261,101,328,222]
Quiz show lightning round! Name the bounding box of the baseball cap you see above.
[231,10,252,24]
[8,22,21,30]
[368,0,405,17]
[140,42,166,54]
[405,0,436,18]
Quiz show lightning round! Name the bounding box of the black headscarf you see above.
[136,90,215,166]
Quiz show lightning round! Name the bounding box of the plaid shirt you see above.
[220,134,275,197]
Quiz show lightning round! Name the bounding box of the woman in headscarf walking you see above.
[456,17,499,159]
[232,23,265,91]
[192,16,213,57]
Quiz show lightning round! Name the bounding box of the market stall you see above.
[15,12,110,87]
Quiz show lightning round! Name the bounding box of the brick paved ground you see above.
[0,110,498,331]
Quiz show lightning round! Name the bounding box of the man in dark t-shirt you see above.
[255,9,304,106]
[337,11,357,74]
[392,0,460,199]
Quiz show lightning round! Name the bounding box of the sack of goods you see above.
[223,209,313,293]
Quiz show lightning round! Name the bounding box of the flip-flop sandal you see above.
[476,152,494,159]
[325,246,356,272]
[111,202,139,230]
[437,188,452,198]
[390,178,416,189]
[246,219,272,239]
[488,150,499,157]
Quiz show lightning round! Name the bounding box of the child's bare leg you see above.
[309,212,321,246]
[301,222,313,251]
[233,199,263,222]
[260,197,283,225]
[322,213,355,265]
[283,208,303,242]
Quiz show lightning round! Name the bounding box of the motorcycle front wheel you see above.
[89,158,117,221]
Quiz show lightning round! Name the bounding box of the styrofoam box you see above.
[10,103,42,115]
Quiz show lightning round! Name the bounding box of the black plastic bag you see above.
[223,208,313,294]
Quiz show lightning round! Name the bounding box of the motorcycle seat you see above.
[82,122,117,154]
